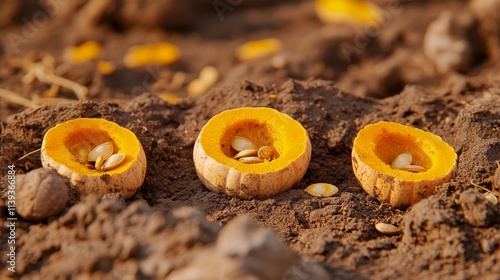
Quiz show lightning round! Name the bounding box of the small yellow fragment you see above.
[158,93,183,105]
[315,0,383,27]
[65,41,102,63]
[305,183,339,197]
[97,61,116,75]
[124,42,180,68]
[268,94,277,99]
[235,38,282,61]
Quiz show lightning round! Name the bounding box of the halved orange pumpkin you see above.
[193,107,312,198]
[352,121,457,207]
[41,118,147,198]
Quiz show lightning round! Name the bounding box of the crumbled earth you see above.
[1,0,500,279]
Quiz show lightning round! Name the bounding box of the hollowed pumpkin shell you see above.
[41,118,147,199]
[352,121,457,207]
[193,107,312,198]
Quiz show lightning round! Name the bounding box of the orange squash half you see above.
[41,118,147,199]
[193,107,312,198]
[352,121,457,207]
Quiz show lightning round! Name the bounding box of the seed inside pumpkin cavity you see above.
[230,136,257,152]
[95,155,104,171]
[238,156,265,164]
[391,153,412,169]
[391,152,426,173]
[400,164,427,172]
[88,142,113,162]
[102,154,126,171]
[233,149,258,159]
[257,146,273,160]
[76,146,89,164]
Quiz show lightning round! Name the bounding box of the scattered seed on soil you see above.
[484,193,498,205]
[375,223,401,235]
[304,183,339,197]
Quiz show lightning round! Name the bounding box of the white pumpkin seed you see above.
[400,164,427,172]
[304,183,339,197]
[95,155,104,171]
[76,146,89,164]
[484,193,498,205]
[391,153,412,169]
[88,142,113,162]
[238,156,264,164]
[233,149,258,159]
[257,146,273,160]
[101,153,126,171]
[375,222,400,235]
[230,136,257,152]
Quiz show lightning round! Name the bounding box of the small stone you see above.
[423,11,472,74]
[16,168,69,221]
[217,216,299,279]
[493,161,500,192]
[459,189,496,227]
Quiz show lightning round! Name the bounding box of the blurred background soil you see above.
[1,0,500,279]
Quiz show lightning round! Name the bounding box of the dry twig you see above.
[0,88,38,108]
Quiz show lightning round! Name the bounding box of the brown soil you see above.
[1,0,500,279]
